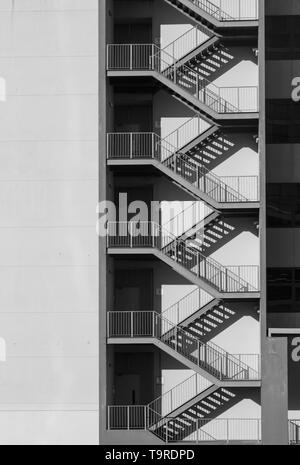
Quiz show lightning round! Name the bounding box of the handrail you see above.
[151,43,241,113]
[161,24,214,67]
[107,220,260,293]
[158,220,258,291]
[107,44,259,113]
[107,406,261,443]
[289,420,300,444]
[162,201,214,238]
[184,0,259,21]
[107,310,261,381]
[189,0,234,20]
[162,286,214,325]
[162,114,212,151]
[107,132,259,203]
[147,372,212,424]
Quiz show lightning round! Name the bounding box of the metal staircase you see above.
[161,287,254,342]
[107,130,259,210]
[108,309,260,382]
[164,202,258,258]
[161,25,238,83]
[150,385,246,442]
[107,221,260,296]
[107,43,258,121]
[106,0,261,445]
[163,0,259,33]
[108,372,260,442]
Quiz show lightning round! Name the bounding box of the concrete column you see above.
[261,337,289,445]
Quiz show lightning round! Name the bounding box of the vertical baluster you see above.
[227,418,229,443]
[130,44,133,70]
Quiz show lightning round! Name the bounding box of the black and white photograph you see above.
[0,0,299,450]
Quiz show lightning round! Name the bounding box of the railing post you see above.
[130,44,133,70]
[107,406,110,430]
[225,351,229,379]
[220,356,223,380]
[257,418,260,443]
[144,406,147,431]
[131,311,134,338]
[106,44,110,70]
[227,418,229,443]
[166,420,169,444]
[130,133,133,159]
[152,312,155,338]
[107,312,110,338]
[197,340,200,366]
[152,44,155,71]
[127,405,130,430]
[152,133,155,159]
[197,419,199,444]
[174,63,176,84]
[225,268,228,293]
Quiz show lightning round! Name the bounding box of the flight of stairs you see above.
[152,386,243,442]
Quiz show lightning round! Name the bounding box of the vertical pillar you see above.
[261,337,289,444]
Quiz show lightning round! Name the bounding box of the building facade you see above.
[101,0,263,445]
[1,0,299,447]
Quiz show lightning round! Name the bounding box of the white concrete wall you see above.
[0,0,98,445]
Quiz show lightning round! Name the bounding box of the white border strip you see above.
[268,328,300,337]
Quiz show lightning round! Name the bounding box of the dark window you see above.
[268,268,300,313]
[266,100,300,144]
[267,184,300,228]
[266,16,300,60]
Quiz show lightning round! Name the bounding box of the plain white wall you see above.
[0,0,98,445]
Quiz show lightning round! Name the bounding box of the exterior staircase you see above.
[163,0,259,35]
[164,202,258,258]
[161,26,241,84]
[107,130,259,210]
[107,221,260,297]
[150,385,250,442]
[108,309,260,383]
[108,372,260,442]
[162,287,257,342]
[107,43,258,122]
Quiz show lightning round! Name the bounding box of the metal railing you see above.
[218,86,258,113]
[107,310,260,381]
[289,420,300,444]
[178,417,261,443]
[107,405,147,430]
[162,115,212,150]
[220,176,259,201]
[107,44,258,113]
[184,0,258,21]
[162,287,214,325]
[107,221,260,293]
[162,25,213,65]
[226,265,260,292]
[107,133,259,203]
[162,202,214,239]
[107,406,261,443]
[148,373,212,421]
